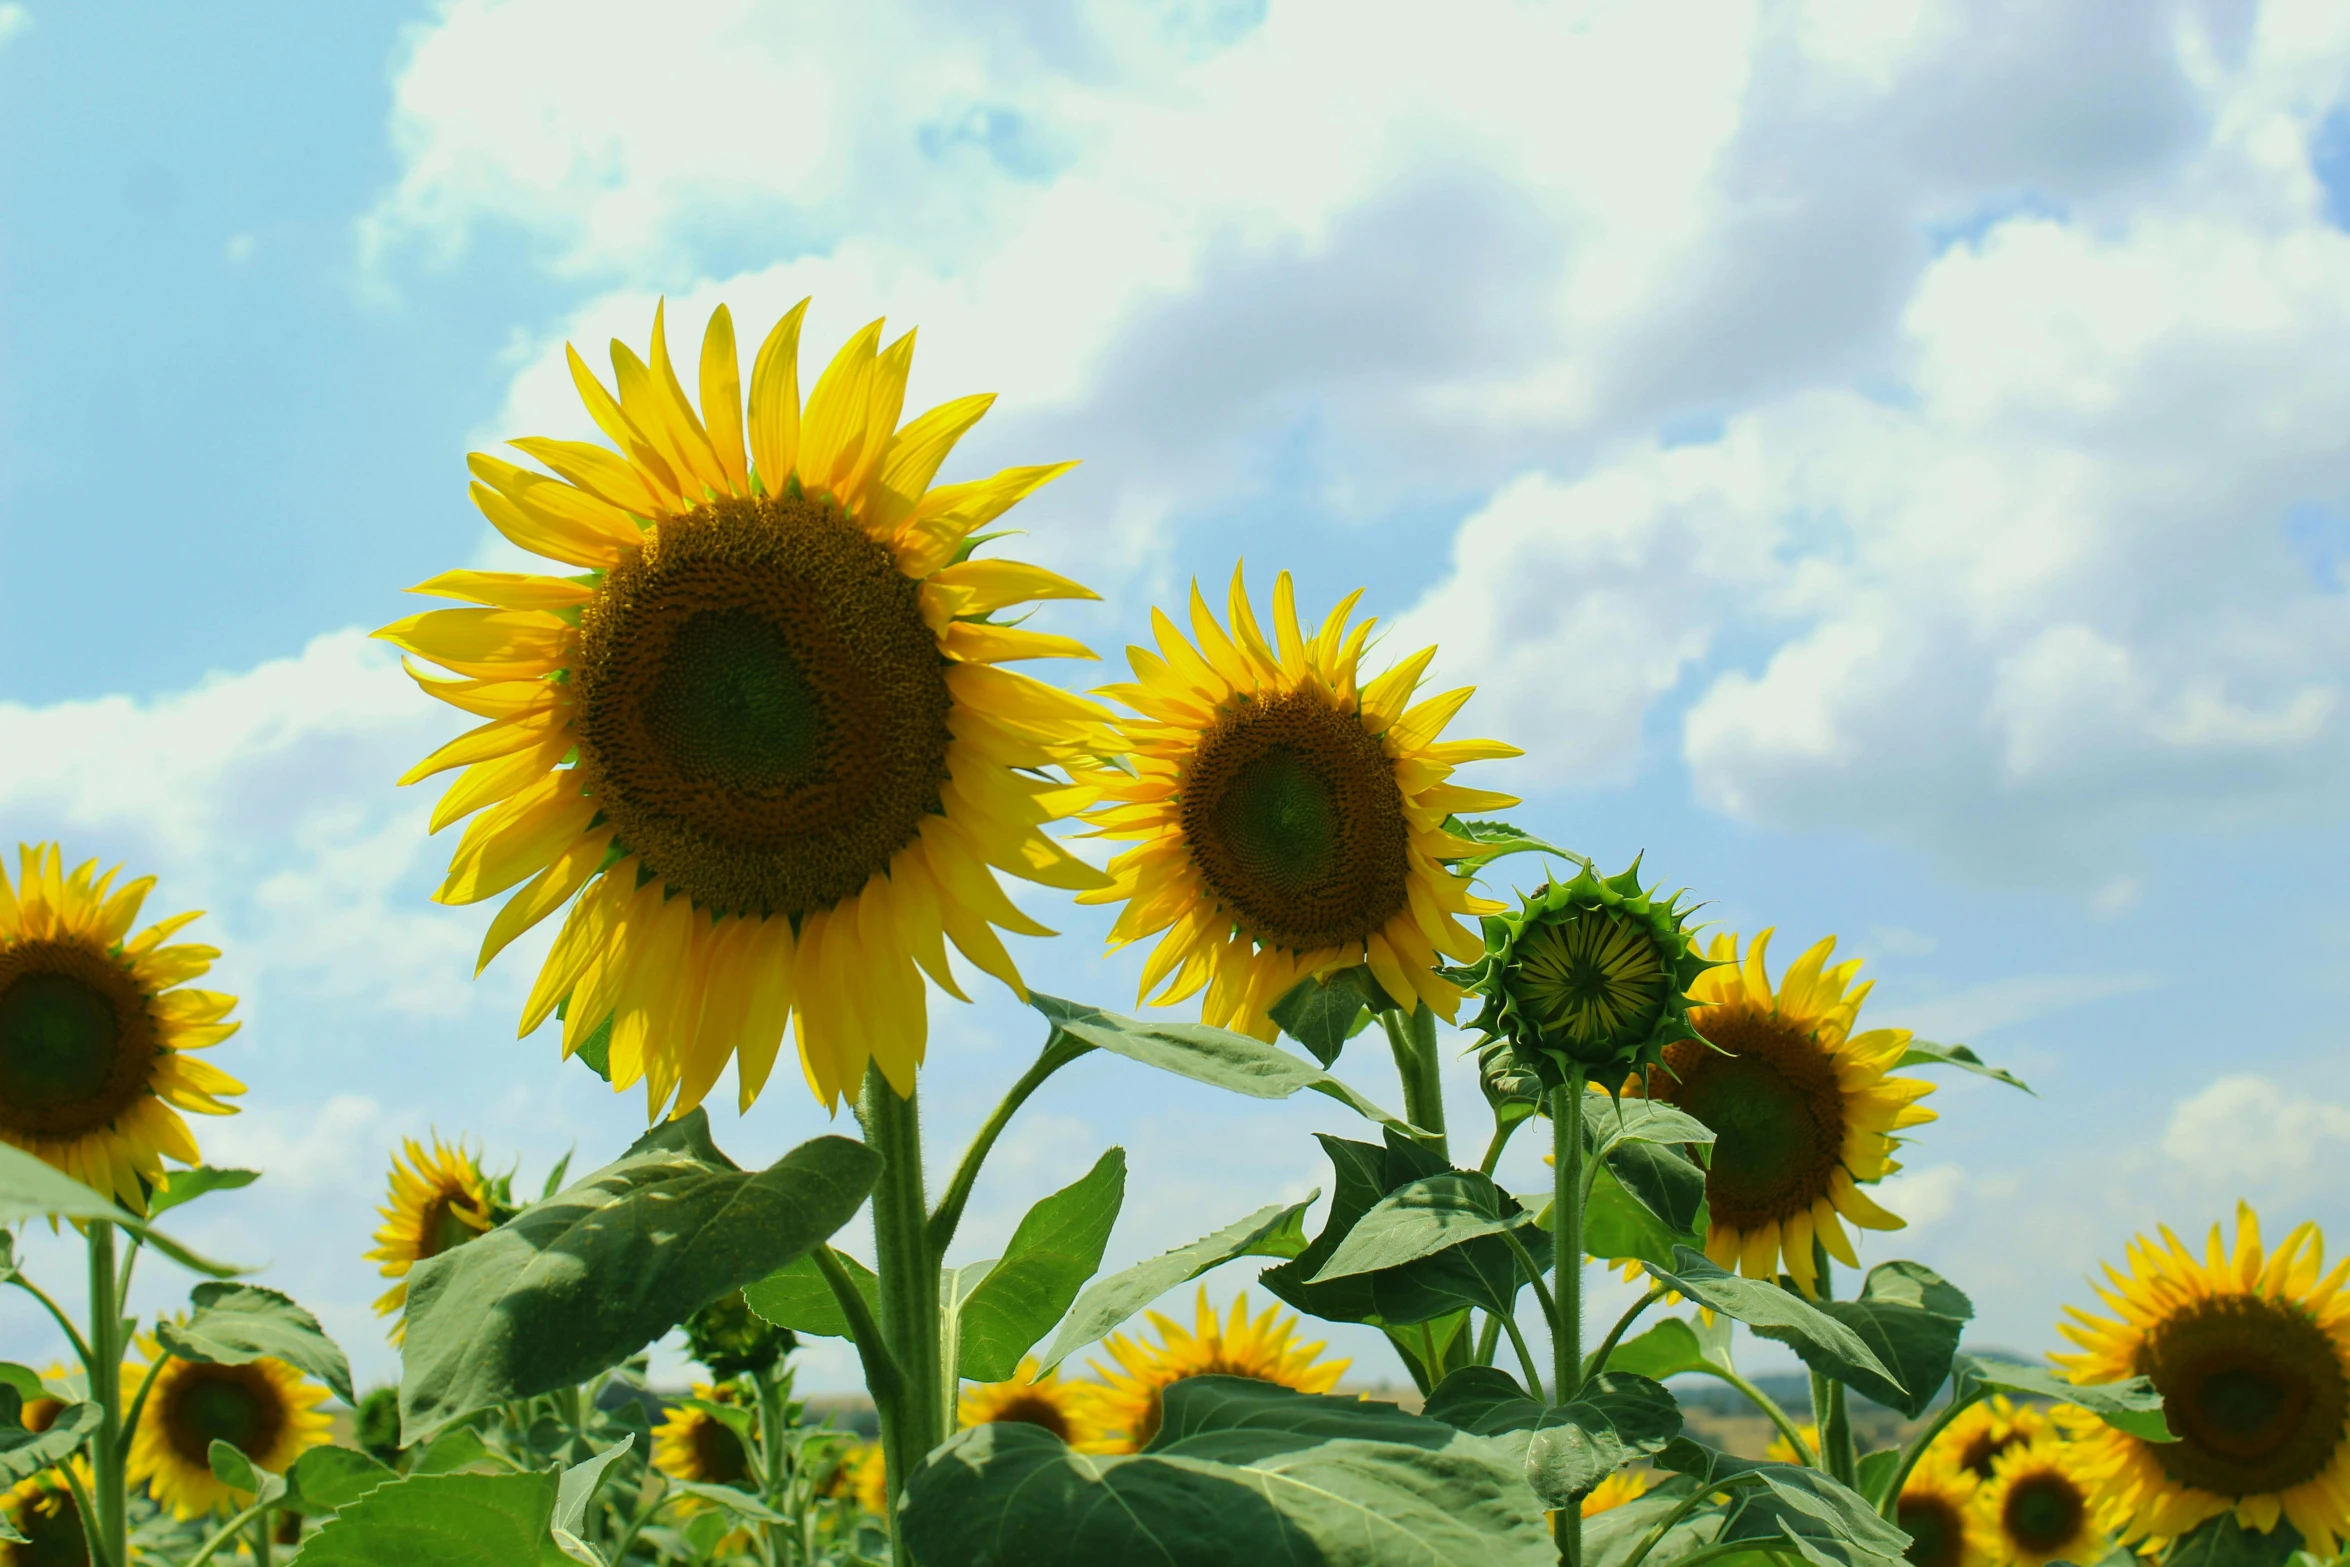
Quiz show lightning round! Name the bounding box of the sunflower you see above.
[1622,930,1933,1295]
[0,1460,90,1567]
[2056,1204,2350,1556]
[0,846,243,1212]
[1083,1289,1349,1452]
[826,1442,889,1516]
[652,1383,757,1490]
[365,1134,496,1332]
[958,1358,1101,1447]
[125,1341,330,1517]
[16,1365,72,1436]
[1931,1394,2053,1482]
[1766,1421,1821,1466]
[1077,567,1518,1037]
[379,301,1111,1115]
[1976,1437,2108,1567]
[1582,1469,1651,1517]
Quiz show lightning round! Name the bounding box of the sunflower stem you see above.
[1552,1069,1586,1567]
[250,1510,274,1566]
[85,1219,129,1567]
[1380,1005,1448,1160]
[1876,1388,1982,1520]
[1809,1252,1857,1486]
[855,1064,943,1538]
[927,1031,1091,1259]
[755,1366,790,1567]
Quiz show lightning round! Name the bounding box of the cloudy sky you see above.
[4,0,2350,1400]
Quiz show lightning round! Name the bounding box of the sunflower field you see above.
[0,301,2337,1567]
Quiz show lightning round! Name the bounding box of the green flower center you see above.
[1216,747,1338,887]
[691,1415,752,1486]
[1507,909,1663,1059]
[0,939,158,1140]
[2002,1472,2085,1553]
[2141,1293,2349,1497]
[645,609,825,791]
[1896,1493,1962,1567]
[1651,1007,1845,1234]
[165,1366,283,1467]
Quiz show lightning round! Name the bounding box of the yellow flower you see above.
[125,1341,330,1518]
[379,301,1111,1115]
[1930,1394,2052,1482]
[0,1459,91,1567]
[1582,1468,1650,1516]
[1077,567,1517,1037]
[652,1383,757,1489]
[1765,1421,1820,1466]
[841,1442,888,1516]
[1897,1450,1997,1567]
[365,1135,496,1333]
[16,1363,73,1437]
[959,1358,1101,1447]
[0,847,244,1213]
[1083,1289,1349,1452]
[1624,930,1933,1295]
[2056,1203,2350,1556]
[1976,1436,2108,1567]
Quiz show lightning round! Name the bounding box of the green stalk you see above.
[928,1033,1090,1257]
[85,1221,127,1567]
[1380,1005,1448,1160]
[1877,1388,1984,1519]
[250,1511,274,1567]
[1552,1070,1586,1567]
[1809,1252,1856,1486]
[755,1368,789,1567]
[1583,1287,1664,1381]
[855,1064,943,1528]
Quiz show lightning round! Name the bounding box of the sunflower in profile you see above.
[1976,1437,2108,1567]
[1078,567,1517,1037]
[959,1358,1101,1447]
[1083,1289,1349,1452]
[2056,1204,2350,1555]
[0,846,243,1212]
[379,301,1110,1114]
[1582,1469,1650,1517]
[825,1442,888,1516]
[1930,1393,2052,1482]
[1623,930,1933,1294]
[125,1341,330,1517]
[365,1135,497,1335]
[1895,1451,1995,1567]
[0,1460,90,1567]
[652,1383,758,1491]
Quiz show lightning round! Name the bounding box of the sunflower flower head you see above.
[365,1134,497,1334]
[1977,1436,2109,1567]
[125,1335,331,1518]
[1929,1393,2052,1482]
[959,1358,1101,1448]
[379,300,1112,1115]
[1077,565,1519,1038]
[652,1383,757,1491]
[1621,928,1933,1296]
[0,1459,91,1567]
[1465,860,1709,1085]
[1898,1449,1997,1567]
[1082,1288,1349,1452]
[685,1287,795,1381]
[2055,1203,2350,1557]
[0,846,244,1213]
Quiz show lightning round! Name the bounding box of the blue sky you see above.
[4,0,2350,1399]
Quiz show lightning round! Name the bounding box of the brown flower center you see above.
[689,1413,752,1486]
[2001,1471,2087,1554]
[0,939,160,1140]
[161,1363,285,1469]
[1897,1491,1965,1567]
[1644,1005,1846,1234]
[2139,1293,2350,1497]
[981,1393,1072,1442]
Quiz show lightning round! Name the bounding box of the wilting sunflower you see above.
[126,1341,330,1517]
[0,846,243,1212]
[1623,930,1933,1295]
[0,1460,89,1567]
[1078,567,1517,1037]
[1582,1469,1651,1517]
[379,301,1111,1115]
[959,1358,1100,1447]
[1083,1289,1349,1452]
[652,1384,758,1490]
[1977,1437,2108,1567]
[1895,1451,1996,1567]
[1931,1393,2053,1482]
[365,1135,496,1333]
[2056,1204,2350,1555]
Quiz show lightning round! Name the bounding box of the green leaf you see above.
[551,1436,634,1562]
[1656,1440,1911,1567]
[1581,1162,1704,1271]
[960,1149,1127,1382]
[1269,967,1378,1067]
[209,1439,291,1506]
[411,1424,496,1476]
[1028,992,1421,1136]
[1523,1373,1684,1506]
[901,1378,1552,1565]
[290,1470,577,1567]
[1422,1366,1547,1436]
[0,1390,99,1485]
[743,1249,878,1340]
[158,1282,356,1404]
[666,1479,790,1523]
[399,1116,879,1442]
[1952,1357,2173,1442]
[1605,1137,1709,1238]
[1581,1095,1717,1156]
[572,1015,613,1082]
[147,1166,261,1218]
[1599,1316,1735,1382]
[1796,1262,1972,1418]
[2164,1514,2303,1567]
[1898,1039,2032,1094]
[1444,818,1592,872]
[0,1366,41,1402]
[1308,1171,1531,1283]
[538,1149,575,1202]
[1645,1247,1901,1396]
[286,1445,399,1514]
[0,1142,246,1277]
[1855,1448,1903,1508]
[1038,1197,1314,1372]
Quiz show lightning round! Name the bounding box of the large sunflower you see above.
[959,1357,1100,1447]
[0,1460,89,1567]
[1082,1289,1349,1452]
[1078,567,1518,1037]
[1976,1437,2107,1567]
[2056,1204,2350,1555]
[0,846,243,1212]
[651,1383,757,1489]
[1930,1393,2053,1482]
[1896,1450,1996,1567]
[365,1135,497,1333]
[1623,930,1933,1295]
[126,1341,330,1518]
[379,301,1111,1114]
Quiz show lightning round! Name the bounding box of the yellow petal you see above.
[747,299,810,496]
[698,303,749,495]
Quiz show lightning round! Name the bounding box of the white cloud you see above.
[2164,1074,2350,1188]
[1875,1163,1964,1229]
[0,6,29,47]
[199,1094,387,1192]
[1893,972,2160,1041]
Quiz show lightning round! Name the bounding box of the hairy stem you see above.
[1380,1005,1449,1160]
[1477,1114,1525,1178]
[856,1065,943,1535]
[1552,1070,1587,1567]
[86,1222,127,1567]
[1810,1254,1856,1485]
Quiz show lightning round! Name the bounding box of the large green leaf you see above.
[399,1115,879,1441]
[1269,968,1378,1067]
[1656,1439,1910,1567]
[960,1149,1126,1381]
[0,1390,99,1485]
[285,1445,398,1513]
[1644,1248,1899,1396]
[1039,1197,1313,1371]
[1523,1374,1683,1506]
[743,1249,878,1339]
[1597,1315,1736,1382]
[208,1441,289,1506]
[1897,1039,2031,1094]
[1952,1357,2173,1441]
[1422,1366,1546,1436]
[0,1142,244,1277]
[2163,1514,2303,1567]
[1792,1262,1971,1418]
[1582,1095,1716,1156]
[1604,1137,1709,1238]
[158,1282,355,1404]
[291,1470,579,1566]
[0,1366,41,1402]
[1582,1162,1704,1270]
[1308,1171,1531,1283]
[551,1436,634,1563]
[147,1165,260,1218]
[901,1378,1551,1565]
[1028,993,1419,1135]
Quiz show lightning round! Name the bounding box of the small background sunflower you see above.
[125,1338,330,1518]
[1081,1289,1348,1452]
